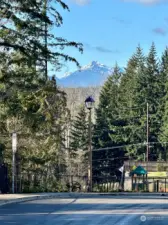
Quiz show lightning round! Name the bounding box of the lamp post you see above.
[85,96,95,192]
[12,132,17,194]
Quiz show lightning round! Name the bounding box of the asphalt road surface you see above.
[1,196,168,225]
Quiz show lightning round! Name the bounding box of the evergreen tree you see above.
[159,48,168,160]
[160,90,168,160]
[69,105,88,157]
[134,43,161,160]
[93,64,124,180]
[117,45,146,159]
[0,0,83,80]
[68,105,88,178]
[0,0,82,192]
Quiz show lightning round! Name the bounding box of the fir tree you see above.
[0,0,83,80]
[159,89,168,160]
[0,0,82,191]
[118,45,146,159]
[69,105,88,157]
[68,105,89,178]
[134,43,161,160]
[93,64,124,179]
[159,48,168,160]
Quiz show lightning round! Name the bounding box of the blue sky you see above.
[54,0,168,77]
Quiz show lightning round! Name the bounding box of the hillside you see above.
[62,86,101,118]
[57,61,122,87]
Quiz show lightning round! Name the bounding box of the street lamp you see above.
[85,96,95,192]
[12,132,17,194]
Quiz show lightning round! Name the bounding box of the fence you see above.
[131,177,168,193]
[15,173,88,193]
[5,168,168,193]
[12,172,120,193]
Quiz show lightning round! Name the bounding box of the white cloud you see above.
[122,0,168,4]
[70,0,168,6]
[71,0,90,5]
[71,0,168,5]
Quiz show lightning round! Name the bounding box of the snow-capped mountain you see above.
[56,61,122,87]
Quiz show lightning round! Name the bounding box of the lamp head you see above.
[85,96,95,110]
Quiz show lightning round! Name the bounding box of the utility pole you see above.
[146,102,149,191]
[146,102,149,164]
[44,0,48,80]
[143,153,146,162]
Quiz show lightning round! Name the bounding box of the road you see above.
[0,196,168,224]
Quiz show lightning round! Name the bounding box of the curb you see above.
[0,194,71,207]
[0,193,84,206]
[0,192,167,206]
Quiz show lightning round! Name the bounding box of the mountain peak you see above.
[90,61,99,67]
[56,62,123,87]
[81,61,108,71]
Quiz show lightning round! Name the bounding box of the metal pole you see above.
[88,109,92,192]
[146,103,149,191]
[12,132,17,194]
[12,151,15,194]
[143,153,145,162]
[146,102,149,164]
[164,143,166,161]
[44,0,48,80]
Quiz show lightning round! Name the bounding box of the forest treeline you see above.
[69,44,168,180]
[0,0,83,192]
[0,1,168,192]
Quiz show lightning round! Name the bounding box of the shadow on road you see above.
[1,198,168,225]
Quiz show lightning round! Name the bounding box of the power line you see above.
[92,141,168,152]
[92,143,144,152]
[92,153,161,162]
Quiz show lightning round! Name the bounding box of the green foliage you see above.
[0,0,83,79]
[69,105,88,157]
[93,43,168,181]
[93,64,125,178]
[132,43,161,160]
[0,0,83,193]
[67,105,89,179]
[110,46,146,159]
[159,48,168,160]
